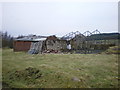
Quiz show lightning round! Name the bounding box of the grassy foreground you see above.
[2,49,118,88]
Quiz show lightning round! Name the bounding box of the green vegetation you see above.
[2,49,118,88]
[104,46,120,54]
[87,33,120,40]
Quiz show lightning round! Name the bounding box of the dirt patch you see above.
[8,67,42,81]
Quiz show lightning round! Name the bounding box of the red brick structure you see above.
[13,36,47,52]
[13,41,31,52]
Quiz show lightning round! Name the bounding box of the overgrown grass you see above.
[2,49,118,88]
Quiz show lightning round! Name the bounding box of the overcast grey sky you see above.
[1,2,118,37]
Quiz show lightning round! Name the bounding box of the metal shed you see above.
[13,37,46,52]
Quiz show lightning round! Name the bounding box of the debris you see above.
[71,77,81,82]
[8,67,42,81]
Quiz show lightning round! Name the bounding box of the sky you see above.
[0,1,118,37]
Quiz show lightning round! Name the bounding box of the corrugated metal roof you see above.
[15,37,46,41]
[33,38,46,41]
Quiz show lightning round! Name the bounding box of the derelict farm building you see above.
[13,30,120,54]
[13,35,67,53]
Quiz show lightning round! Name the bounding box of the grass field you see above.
[2,49,119,88]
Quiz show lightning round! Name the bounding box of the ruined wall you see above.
[70,35,86,50]
[46,36,67,51]
[46,39,65,50]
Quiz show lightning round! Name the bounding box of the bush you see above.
[105,46,120,54]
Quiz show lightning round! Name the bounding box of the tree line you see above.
[0,31,14,48]
[86,33,120,41]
